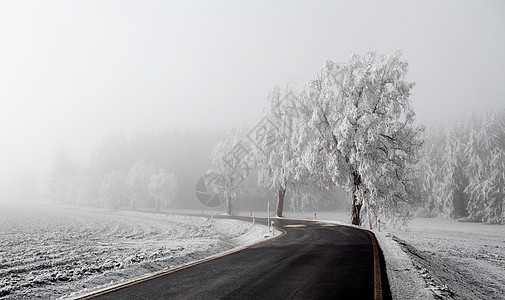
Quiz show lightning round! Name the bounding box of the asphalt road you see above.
[85,217,391,300]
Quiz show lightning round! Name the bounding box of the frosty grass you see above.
[0,203,265,299]
[382,217,505,299]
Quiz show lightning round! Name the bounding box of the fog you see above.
[1,0,504,202]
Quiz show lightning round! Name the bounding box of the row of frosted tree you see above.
[209,51,505,225]
[49,153,177,210]
[420,109,505,223]
[210,51,424,226]
[99,161,176,210]
[47,130,225,211]
[48,50,504,224]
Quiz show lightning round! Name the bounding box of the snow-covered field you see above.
[3,204,502,300]
[380,217,505,300]
[0,203,266,299]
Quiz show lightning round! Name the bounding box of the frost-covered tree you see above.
[476,110,505,223]
[440,125,468,218]
[253,86,299,217]
[453,121,471,217]
[99,171,126,209]
[419,125,447,216]
[495,109,505,150]
[48,149,78,204]
[127,159,155,210]
[210,128,248,215]
[466,113,497,221]
[148,169,177,211]
[292,51,424,225]
[463,121,486,220]
[483,149,505,223]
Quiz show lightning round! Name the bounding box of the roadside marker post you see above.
[271,221,275,235]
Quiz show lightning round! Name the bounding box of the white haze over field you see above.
[0,0,504,199]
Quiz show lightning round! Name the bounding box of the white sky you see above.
[1,0,504,196]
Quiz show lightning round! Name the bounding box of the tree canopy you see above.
[291,51,423,225]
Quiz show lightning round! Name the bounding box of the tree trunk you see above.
[226,194,232,215]
[276,187,286,217]
[351,191,362,225]
[350,172,362,226]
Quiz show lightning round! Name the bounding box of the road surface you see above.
[83,217,391,300]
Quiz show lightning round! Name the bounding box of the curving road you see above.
[83,217,391,300]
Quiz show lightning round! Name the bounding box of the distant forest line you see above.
[420,108,505,224]
[47,129,347,212]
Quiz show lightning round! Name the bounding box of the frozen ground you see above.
[384,217,505,300]
[0,203,266,300]
[3,205,501,300]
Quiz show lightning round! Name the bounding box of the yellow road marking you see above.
[283,224,307,228]
[365,230,383,300]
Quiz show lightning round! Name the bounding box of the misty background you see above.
[1,0,504,207]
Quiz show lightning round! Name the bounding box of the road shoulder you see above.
[375,232,434,300]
